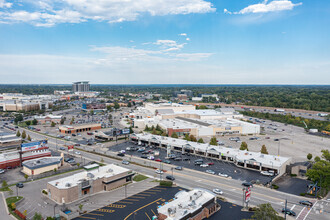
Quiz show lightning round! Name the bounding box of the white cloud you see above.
[186,38,190,41]
[0,0,12,8]
[225,0,302,15]
[179,33,187,36]
[0,0,215,26]
[154,39,186,51]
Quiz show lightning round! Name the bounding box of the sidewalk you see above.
[0,192,16,220]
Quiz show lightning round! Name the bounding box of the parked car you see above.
[218,173,228,178]
[242,182,253,188]
[164,160,171,164]
[122,160,130,165]
[208,162,214,165]
[282,208,296,216]
[148,156,155,160]
[141,155,148,159]
[155,169,163,174]
[175,166,183,170]
[155,158,162,162]
[174,157,182,161]
[75,151,81,155]
[166,175,175,181]
[117,153,125,157]
[260,171,274,176]
[0,169,5,174]
[299,201,313,207]
[212,188,223,195]
[59,147,66,150]
[16,183,24,188]
[205,170,215,175]
[200,164,209,167]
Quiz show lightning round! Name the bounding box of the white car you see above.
[75,151,81,155]
[0,169,5,174]
[261,171,274,176]
[155,169,164,174]
[218,173,229,178]
[200,164,209,167]
[205,170,215,175]
[213,188,223,195]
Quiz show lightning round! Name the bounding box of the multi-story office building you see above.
[72,81,90,92]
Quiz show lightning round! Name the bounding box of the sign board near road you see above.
[245,187,251,202]
[122,129,130,134]
[21,140,47,152]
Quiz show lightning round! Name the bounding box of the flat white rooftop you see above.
[48,164,130,189]
[157,189,215,220]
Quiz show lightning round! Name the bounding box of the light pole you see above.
[16,185,19,199]
[54,204,57,218]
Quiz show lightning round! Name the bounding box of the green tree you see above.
[2,180,8,188]
[152,128,157,135]
[306,150,330,190]
[155,124,162,131]
[21,130,26,139]
[144,125,150,131]
[171,132,178,138]
[251,203,284,220]
[240,142,248,151]
[90,110,94,115]
[24,174,29,181]
[27,135,31,141]
[161,131,167,136]
[128,102,132,107]
[79,204,84,212]
[184,134,191,141]
[189,135,197,142]
[32,119,38,125]
[114,102,120,109]
[307,153,313,161]
[16,130,21,137]
[60,118,65,125]
[261,145,268,154]
[25,121,31,126]
[51,121,56,127]
[197,138,204,143]
[33,212,43,220]
[129,126,134,134]
[209,137,218,146]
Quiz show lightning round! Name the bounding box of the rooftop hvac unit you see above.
[65,183,71,187]
[107,169,113,173]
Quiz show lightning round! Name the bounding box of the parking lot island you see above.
[47,163,134,204]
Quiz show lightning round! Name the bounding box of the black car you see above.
[16,183,24,188]
[242,182,253,187]
[117,153,125,157]
[166,175,175,181]
[174,157,182,161]
[282,208,296,216]
[64,158,73,162]
[299,200,313,207]
[182,158,190,161]
[141,155,148,159]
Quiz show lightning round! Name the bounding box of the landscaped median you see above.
[6,196,25,220]
[133,174,148,182]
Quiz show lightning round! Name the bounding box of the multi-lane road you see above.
[15,126,330,220]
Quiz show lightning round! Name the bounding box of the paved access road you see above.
[17,128,330,220]
[74,186,254,220]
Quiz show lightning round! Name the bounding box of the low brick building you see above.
[47,164,133,204]
[157,188,220,220]
[58,123,101,134]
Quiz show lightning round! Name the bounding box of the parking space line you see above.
[145,212,152,220]
[84,213,104,216]
[115,201,133,204]
[137,193,152,196]
[77,216,96,219]
[151,209,156,216]
[130,196,146,199]
[124,198,163,220]
[290,205,296,210]
[95,208,115,213]
[122,198,140,201]
[106,204,126,208]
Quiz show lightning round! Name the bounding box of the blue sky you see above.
[0,0,329,84]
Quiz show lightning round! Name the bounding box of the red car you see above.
[208,162,214,165]
[155,159,162,162]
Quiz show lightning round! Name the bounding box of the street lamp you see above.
[54,204,57,218]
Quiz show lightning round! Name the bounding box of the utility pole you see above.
[284,199,287,220]
[125,184,127,198]
[16,186,18,199]
[242,188,245,208]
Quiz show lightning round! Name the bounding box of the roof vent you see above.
[65,183,71,187]
[107,168,113,173]
[87,173,94,178]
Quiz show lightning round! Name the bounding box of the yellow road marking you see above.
[115,201,133,204]
[107,204,126,208]
[77,216,96,219]
[130,196,146,199]
[124,198,163,220]
[123,198,139,201]
[137,193,152,196]
[145,212,151,220]
[151,209,156,216]
[95,209,115,213]
[84,213,104,216]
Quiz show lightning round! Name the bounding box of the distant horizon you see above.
[0,83,329,86]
